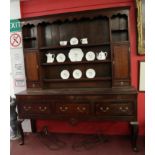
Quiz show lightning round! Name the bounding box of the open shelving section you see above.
[17,8,139,150]
[21,8,130,89]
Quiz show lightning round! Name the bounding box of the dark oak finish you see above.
[24,51,40,88]
[16,7,138,151]
[112,42,130,87]
[16,88,137,121]
[22,24,37,49]
[24,51,39,81]
[30,119,37,133]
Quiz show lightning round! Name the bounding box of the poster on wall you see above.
[13,51,25,76]
[13,53,26,87]
[14,64,24,76]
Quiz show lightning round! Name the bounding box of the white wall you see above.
[10,0,21,19]
[10,0,31,132]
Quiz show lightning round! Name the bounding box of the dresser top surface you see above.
[16,87,137,96]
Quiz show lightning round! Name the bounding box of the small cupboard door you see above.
[112,43,130,87]
[24,51,40,88]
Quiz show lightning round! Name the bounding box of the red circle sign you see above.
[10,33,22,47]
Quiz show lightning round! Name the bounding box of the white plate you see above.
[56,53,66,62]
[68,48,84,62]
[60,70,70,79]
[85,51,95,61]
[86,69,96,79]
[73,69,82,79]
[70,37,78,45]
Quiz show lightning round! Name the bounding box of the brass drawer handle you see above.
[100,107,109,112]
[119,106,129,112]
[59,106,68,112]
[39,106,47,112]
[23,106,32,111]
[77,106,86,112]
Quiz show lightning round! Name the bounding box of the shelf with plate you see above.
[41,60,111,66]
[43,77,112,82]
[39,45,111,68]
[42,64,112,87]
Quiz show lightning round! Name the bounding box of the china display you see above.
[16,7,138,151]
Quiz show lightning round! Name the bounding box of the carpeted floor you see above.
[10,133,145,155]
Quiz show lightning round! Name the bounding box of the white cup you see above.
[81,38,88,44]
[60,41,67,46]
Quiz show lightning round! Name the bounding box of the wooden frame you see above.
[139,60,145,91]
[135,0,145,55]
[16,8,139,151]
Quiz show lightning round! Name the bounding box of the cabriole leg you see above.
[130,121,139,152]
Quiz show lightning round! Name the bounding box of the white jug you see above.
[46,53,55,63]
[96,51,108,60]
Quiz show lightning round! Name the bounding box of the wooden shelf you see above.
[39,42,110,50]
[24,48,38,51]
[111,29,128,32]
[43,77,112,82]
[41,60,111,66]
[23,37,36,40]
[111,41,129,44]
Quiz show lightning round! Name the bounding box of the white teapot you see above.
[46,53,55,63]
[96,51,108,60]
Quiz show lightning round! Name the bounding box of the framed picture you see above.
[135,0,145,55]
[139,61,145,91]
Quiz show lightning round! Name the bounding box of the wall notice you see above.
[10,19,22,48]
[10,32,22,48]
[14,78,25,87]
[10,19,21,32]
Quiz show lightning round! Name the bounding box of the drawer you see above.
[55,103,90,115]
[95,102,134,116]
[19,103,51,114]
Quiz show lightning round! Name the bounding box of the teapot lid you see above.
[98,51,104,54]
[46,52,52,55]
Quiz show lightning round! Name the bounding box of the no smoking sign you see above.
[10,32,22,48]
